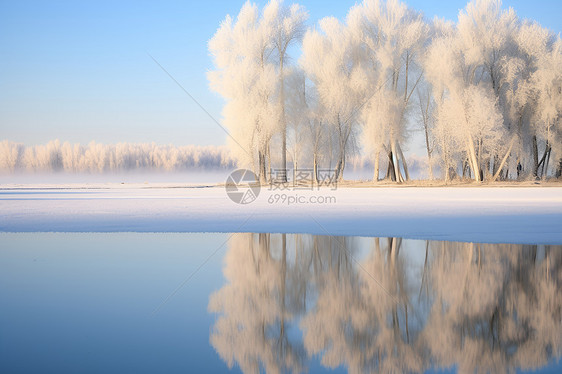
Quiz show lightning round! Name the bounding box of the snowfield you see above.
[1,184,561,244]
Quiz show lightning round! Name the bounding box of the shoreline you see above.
[1,178,561,190]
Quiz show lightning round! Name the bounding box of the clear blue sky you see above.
[1,0,560,147]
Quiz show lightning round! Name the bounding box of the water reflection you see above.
[209,234,562,373]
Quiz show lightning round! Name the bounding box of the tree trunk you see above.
[477,138,483,180]
[258,150,267,184]
[424,124,433,179]
[386,150,397,182]
[467,135,480,182]
[543,145,552,179]
[397,143,409,181]
[491,138,515,182]
[492,154,499,176]
[391,141,404,183]
[373,150,380,182]
[441,134,450,182]
[293,160,298,187]
[313,153,318,185]
[279,56,287,182]
[532,135,539,179]
[267,142,271,183]
[537,142,551,179]
[335,153,345,182]
[544,150,551,178]
[335,159,341,181]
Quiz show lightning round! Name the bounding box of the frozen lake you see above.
[1,232,561,373]
[1,185,561,372]
[1,185,562,243]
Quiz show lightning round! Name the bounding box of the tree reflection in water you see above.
[208,234,562,373]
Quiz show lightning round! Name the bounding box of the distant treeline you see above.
[0,140,237,173]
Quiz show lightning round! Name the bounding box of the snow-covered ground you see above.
[1,184,561,244]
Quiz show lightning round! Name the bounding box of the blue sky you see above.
[1,0,560,147]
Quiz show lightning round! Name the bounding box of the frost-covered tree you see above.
[416,86,436,179]
[0,141,24,172]
[285,69,309,174]
[208,1,307,183]
[424,0,516,181]
[351,0,428,182]
[421,0,562,181]
[284,68,328,183]
[0,140,235,173]
[208,2,280,182]
[514,21,562,179]
[267,0,308,180]
[301,16,365,181]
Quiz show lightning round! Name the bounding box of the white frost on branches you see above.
[0,140,235,173]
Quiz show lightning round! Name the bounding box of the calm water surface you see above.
[1,233,560,373]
